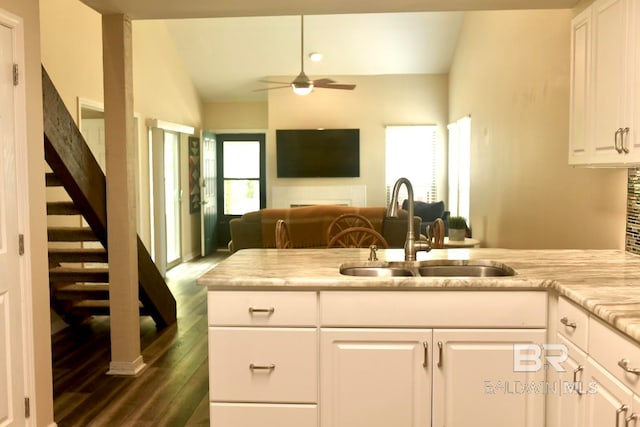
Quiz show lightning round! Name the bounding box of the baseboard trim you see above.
[107,355,146,376]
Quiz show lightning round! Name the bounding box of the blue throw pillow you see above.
[401,200,445,222]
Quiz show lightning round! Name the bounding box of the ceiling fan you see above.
[257,15,356,96]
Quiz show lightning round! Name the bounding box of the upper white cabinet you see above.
[569,0,640,166]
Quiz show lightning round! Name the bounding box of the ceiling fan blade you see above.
[312,78,335,85]
[253,85,291,92]
[258,79,292,85]
[315,83,356,90]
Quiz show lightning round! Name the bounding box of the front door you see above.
[200,131,217,255]
[216,133,266,248]
[0,17,26,426]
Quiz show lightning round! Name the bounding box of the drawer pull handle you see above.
[618,359,640,375]
[437,341,443,368]
[249,363,276,371]
[573,365,585,395]
[560,317,577,329]
[248,307,275,315]
[626,413,638,427]
[422,342,428,368]
[617,405,628,427]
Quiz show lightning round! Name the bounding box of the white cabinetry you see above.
[208,291,319,427]
[569,0,640,166]
[320,329,432,427]
[432,329,546,427]
[548,296,640,426]
[319,291,547,427]
[207,290,549,427]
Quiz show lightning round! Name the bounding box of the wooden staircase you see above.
[43,66,176,328]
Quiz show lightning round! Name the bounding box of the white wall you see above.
[449,9,627,249]
[267,74,450,207]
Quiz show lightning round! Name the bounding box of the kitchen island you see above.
[198,248,640,427]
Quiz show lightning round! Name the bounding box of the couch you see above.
[401,200,450,236]
[229,205,421,252]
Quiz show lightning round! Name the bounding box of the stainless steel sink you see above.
[339,260,515,277]
[417,263,515,277]
[339,265,415,277]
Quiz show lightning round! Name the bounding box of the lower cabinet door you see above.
[320,328,432,427]
[583,358,633,427]
[210,402,317,427]
[432,329,547,427]
[547,334,587,427]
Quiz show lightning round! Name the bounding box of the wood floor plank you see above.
[52,251,229,426]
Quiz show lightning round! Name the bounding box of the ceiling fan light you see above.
[292,83,314,96]
[308,52,323,62]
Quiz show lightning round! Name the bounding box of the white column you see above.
[102,14,145,376]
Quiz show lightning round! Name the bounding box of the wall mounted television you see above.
[276,128,360,178]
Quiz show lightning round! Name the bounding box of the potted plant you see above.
[448,216,467,241]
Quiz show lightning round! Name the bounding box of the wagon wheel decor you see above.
[275,219,292,249]
[327,213,375,242]
[327,227,389,249]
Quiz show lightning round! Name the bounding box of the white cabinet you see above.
[548,335,588,427]
[208,291,319,427]
[549,296,640,426]
[569,0,640,166]
[320,329,432,427]
[583,358,634,427]
[208,290,548,427]
[432,329,546,427]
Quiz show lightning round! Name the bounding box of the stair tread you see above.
[47,227,99,242]
[47,201,80,215]
[50,266,109,274]
[56,283,109,291]
[48,248,106,254]
[45,173,62,187]
[71,300,144,308]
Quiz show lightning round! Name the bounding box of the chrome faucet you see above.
[386,177,431,261]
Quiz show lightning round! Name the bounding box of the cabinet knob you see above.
[618,358,640,375]
[615,128,624,153]
[249,363,276,372]
[560,316,577,329]
[617,404,628,427]
[248,307,275,315]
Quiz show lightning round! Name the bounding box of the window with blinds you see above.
[385,125,438,205]
[447,116,471,221]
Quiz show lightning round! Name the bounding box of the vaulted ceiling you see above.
[79,0,580,103]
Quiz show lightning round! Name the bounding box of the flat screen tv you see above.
[276,129,360,178]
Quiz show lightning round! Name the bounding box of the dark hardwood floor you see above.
[52,251,229,426]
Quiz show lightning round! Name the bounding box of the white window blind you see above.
[447,116,471,221]
[385,125,438,205]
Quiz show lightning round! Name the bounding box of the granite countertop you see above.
[197,248,640,342]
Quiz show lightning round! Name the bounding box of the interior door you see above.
[0,20,26,426]
[216,133,266,248]
[200,131,218,255]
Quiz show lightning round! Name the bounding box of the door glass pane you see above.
[224,179,260,215]
[164,131,181,264]
[223,140,260,178]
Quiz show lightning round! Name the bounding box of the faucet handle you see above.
[368,245,378,261]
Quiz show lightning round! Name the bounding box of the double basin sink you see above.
[340,259,516,277]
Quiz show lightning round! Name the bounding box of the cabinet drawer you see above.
[320,291,547,327]
[588,317,640,395]
[210,403,317,427]
[208,291,317,326]
[557,297,589,351]
[209,327,317,403]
